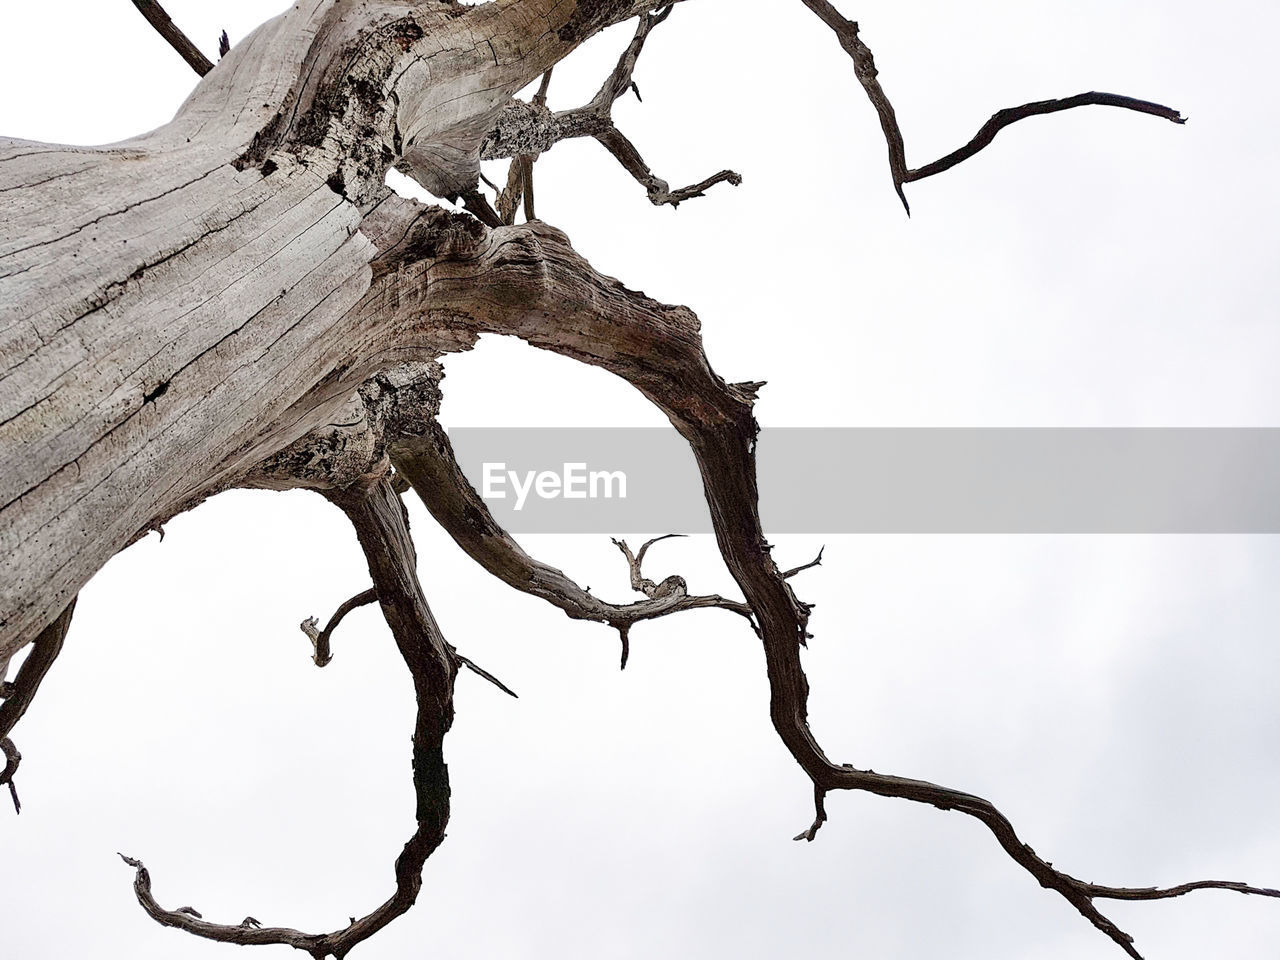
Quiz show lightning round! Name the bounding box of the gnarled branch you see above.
[123,479,457,958]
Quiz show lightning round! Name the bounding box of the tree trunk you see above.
[0,0,644,655]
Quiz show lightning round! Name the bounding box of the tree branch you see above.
[798,0,1183,213]
[611,534,686,598]
[1,737,22,814]
[0,600,75,815]
[129,0,214,77]
[782,546,824,580]
[594,127,742,207]
[122,480,456,958]
[495,155,530,226]
[903,92,1186,184]
[479,7,741,209]
[797,0,909,209]
[382,210,1276,958]
[300,588,378,668]
[383,419,755,667]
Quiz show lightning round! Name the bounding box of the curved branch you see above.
[0,600,75,741]
[798,0,1183,212]
[1,737,21,814]
[782,546,824,580]
[118,854,328,956]
[613,534,685,597]
[1086,879,1280,902]
[123,480,456,958]
[300,588,378,668]
[904,92,1186,184]
[386,420,755,666]
[479,7,740,210]
[391,212,1277,958]
[798,0,908,208]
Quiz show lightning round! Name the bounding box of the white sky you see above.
[2,2,1279,959]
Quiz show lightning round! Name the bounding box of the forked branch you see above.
[386,420,754,670]
[479,6,740,210]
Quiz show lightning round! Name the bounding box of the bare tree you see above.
[1,2,1275,958]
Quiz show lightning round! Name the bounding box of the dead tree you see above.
[0,2,1273,957]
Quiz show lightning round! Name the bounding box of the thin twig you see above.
[455,655,518,698]
[1,738,21,814]
[594,128,740,207]
[782,546,824,580]
[797,0,908,209]
[792,785,827,842]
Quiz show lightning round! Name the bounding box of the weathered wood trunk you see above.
[0,0,641,655]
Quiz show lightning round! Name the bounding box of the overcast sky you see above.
[3,2,1280,959]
